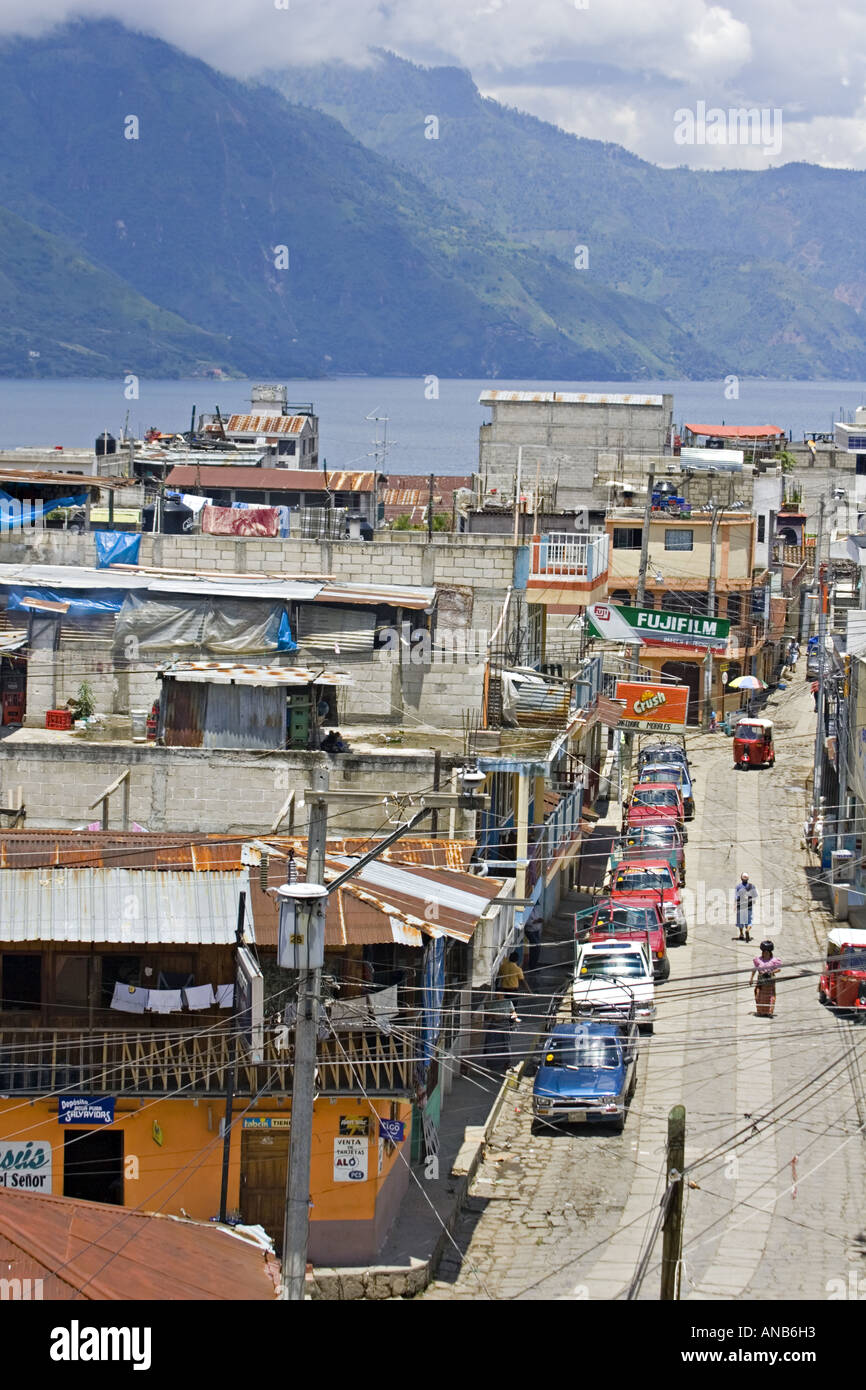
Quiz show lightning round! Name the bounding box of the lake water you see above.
[1,377,864,475]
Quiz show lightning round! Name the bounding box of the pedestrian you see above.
[811,679,819,711]
[735,872,758,942]
[481,991,519,1070]
[750,940,782,1017]
[498,950,533,1001]
[524,913,543,978]
[709,708,718,733]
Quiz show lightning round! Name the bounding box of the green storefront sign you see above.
[586,602,731,649]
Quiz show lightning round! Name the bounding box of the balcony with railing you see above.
[729,620,766,654]
[527,531,609,606]
[0,1013,421,1098]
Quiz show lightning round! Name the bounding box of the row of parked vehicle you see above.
[532,739,694,1134]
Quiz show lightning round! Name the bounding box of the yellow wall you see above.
[608,517,754,584]
[0,1093,412,1227]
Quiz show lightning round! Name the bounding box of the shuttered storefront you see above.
[296,605,376,654]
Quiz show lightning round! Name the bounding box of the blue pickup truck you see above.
[532,1021,638,1133]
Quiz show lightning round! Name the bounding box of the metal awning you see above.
[315,583,435,610]
[0,868,252,944]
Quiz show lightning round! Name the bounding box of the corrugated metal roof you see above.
[479,391,664,407]
[226,413,310,435]
[0,469,127,490]
[147,577,323,601]
[0,1189,279,1300]
[0,564,151,591]
[322,471,377,492]
[165,466,375,492]
[163,661,352,686]
[315,582,435,610]
[0,868,251,944]
[323,856,504,944]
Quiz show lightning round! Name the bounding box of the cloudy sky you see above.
[2,0,865,169]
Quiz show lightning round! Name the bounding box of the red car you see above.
[624,781,685,836]
[609,858,688,946]
[588,896,670,981]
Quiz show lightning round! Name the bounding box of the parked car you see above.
[609,858,688,945]
[532,1021,639,1133]
[639,762,695,819]
[637,743,689,779]
[609,823,686,886]
[587,897,670,981]
[624,781,686,836]
[572,940,656,1032]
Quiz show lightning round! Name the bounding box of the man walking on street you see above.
[735,872,758,942]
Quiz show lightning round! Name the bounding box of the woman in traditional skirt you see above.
[750,940,782,1016]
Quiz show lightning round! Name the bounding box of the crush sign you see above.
[614,681,690,733]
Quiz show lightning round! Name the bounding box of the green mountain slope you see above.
[0,20,719,380]
[0,204,239,377]
[272,50,866,378]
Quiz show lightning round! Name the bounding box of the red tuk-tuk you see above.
[819,928,866,1010]
[733,718,775,770]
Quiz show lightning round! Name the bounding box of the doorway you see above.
[240,1129,290,1252]
[63,1129,124,1205]
[660,661,701,725]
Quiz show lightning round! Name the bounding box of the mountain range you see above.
[0,22,862,380]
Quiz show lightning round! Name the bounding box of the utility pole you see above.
[278,778,490,1301]
[624,466,655,759]
[703,506,722,729]
[660,1104,686,1300]
[513,446,523,547]
[218,889,246,1223]
[427,472,435,543]
[281,762,329,1301]
[811,565,828,816]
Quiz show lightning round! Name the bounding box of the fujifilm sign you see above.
[586,603,730,650]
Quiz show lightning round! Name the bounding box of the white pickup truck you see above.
[572,940,657,1034]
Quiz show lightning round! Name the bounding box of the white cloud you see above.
[0,0,863,168]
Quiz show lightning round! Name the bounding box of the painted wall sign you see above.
[614,681,690,733]
[587,603,730,649]
[339,1115,369,1137]
[58,1096,115,1125]
[378,1118,405,1144]
[242,1117,291,1130]
[0,1140,52,1191]
[334,1136,368,1182]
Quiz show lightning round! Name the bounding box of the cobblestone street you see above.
[423,678,866,1301]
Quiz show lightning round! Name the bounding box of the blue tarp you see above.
[276,609,296,652]
[0,492,88,530]
[94,531,142,569]
[7,588,126,615]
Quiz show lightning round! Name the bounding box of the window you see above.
[1,954,41,1011]
[665,529,693,551]
[757,515,766,543]
[613,528,642,550]
[55,955,90,1010]
[611,590,631,605]
[100,955,141,1007]
[727,594,742,622]
[857,455,866,477]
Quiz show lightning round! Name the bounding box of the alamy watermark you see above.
[674,101,783,158]
[378,622,489,665]
[0,498,45,532]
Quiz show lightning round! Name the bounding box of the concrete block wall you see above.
[0,528,517,594]
[0,741,474,835]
